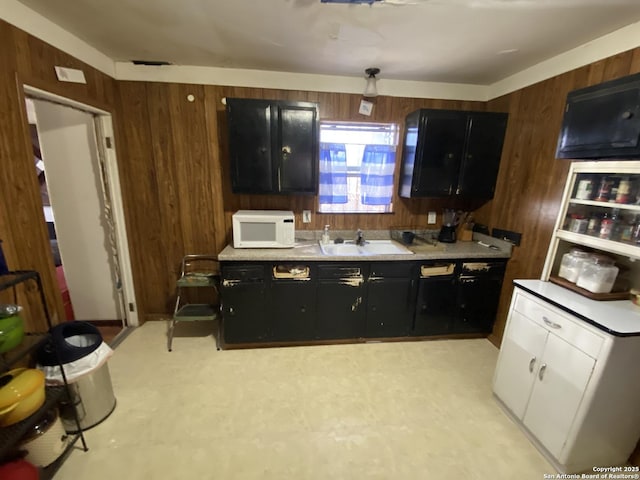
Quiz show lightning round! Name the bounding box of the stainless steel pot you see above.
[20,408,69,467]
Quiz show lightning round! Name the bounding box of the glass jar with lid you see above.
[576,254,619,294]
[558,248,590,283]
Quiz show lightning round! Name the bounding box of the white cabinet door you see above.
[523,332,595,458]
[493,311,548,419]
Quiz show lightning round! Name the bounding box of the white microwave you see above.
[232,210,295,248]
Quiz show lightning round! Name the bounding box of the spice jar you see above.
[615,178,631,204]
[595,177,613,202]
[568,215,588,234]
[558,248,590,283]
[586,213,601,236]
[576,254,619,294]
[575,178,594,200]
[599,212,614,239]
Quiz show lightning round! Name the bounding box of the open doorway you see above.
[24,87,138,344]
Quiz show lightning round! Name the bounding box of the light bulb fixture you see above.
[363,67,380,98]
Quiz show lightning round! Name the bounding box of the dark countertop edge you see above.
[513,280,639,338]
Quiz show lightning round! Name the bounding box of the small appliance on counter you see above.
[437,209,459,243]
[232,210,295,248]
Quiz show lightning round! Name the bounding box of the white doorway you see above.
[25,86,138,329]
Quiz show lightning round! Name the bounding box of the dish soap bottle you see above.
[321,225,330,245]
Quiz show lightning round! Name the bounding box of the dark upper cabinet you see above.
[226,98,319,194]
[556,72,640,159]
[399,109,508,199]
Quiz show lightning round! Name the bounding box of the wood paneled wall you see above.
[115,82,488,317]
[0,20,117,331]
[475,48,640,348]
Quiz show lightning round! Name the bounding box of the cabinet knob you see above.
[282,146,292,158]
[260,147,267,154]
[229,307,235,315]
[300,306,306,313]
[622,111,634,120]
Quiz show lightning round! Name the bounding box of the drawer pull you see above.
[543,317,561,329]
[538,364,547,381]
[528,356,536,373]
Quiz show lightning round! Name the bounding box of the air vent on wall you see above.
[321,0,382,3]
[131,60,172,66]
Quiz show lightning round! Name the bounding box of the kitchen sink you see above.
[319,240,414,256]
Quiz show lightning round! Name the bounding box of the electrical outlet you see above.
[427,211,437,224]
[302,210,311,223]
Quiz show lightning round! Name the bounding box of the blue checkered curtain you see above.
[360,144,396,205]
[319,143,348,204]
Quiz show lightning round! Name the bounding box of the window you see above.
[319,121,398,213]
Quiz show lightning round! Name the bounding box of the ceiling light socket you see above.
[365,67,380,77]
[363,67,380,98]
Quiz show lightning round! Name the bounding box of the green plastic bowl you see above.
[0,314,24,354]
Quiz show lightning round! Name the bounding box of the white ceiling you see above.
[14,0,640,86]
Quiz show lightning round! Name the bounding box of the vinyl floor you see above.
[55,320,553,479]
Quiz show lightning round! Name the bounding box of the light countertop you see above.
[219,232,512,262]
[514,279,640,336]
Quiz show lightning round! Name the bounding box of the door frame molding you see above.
[24,84,139,327]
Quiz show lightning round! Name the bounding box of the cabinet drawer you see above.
[370,262,414,278]
[222,265,265,282]
[513,291,603,358]
[317,265,363,279]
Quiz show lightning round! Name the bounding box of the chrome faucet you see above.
[355,229,365,246]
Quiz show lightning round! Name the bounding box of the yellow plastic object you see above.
[0,368,45,426]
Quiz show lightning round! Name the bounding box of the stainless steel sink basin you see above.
[319,240,414,256]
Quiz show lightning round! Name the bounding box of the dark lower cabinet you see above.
[316,264,366,339]
[414,274,457,335]
[271,279,316,341]
[365,262,416,337]
[413,259,506,336]
[220,258,506,344]
[221,265,270,343]
[455,261,506,334]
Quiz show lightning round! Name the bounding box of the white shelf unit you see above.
[542,160,640,287]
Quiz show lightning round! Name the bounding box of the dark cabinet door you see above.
[454,262,506,334]
[222,282,269,343]
[316,264,366,340]
[414,276,457,336]
[399,109,507,199]
[221,264,270,343]
[271,280,316,341]
[457,113,508,199]
[226,98,319,194]
[277,104,319,194]
[365,262,416,338]
[226,99,275,193]
[557,73,640,159]
[411,111,467,197]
